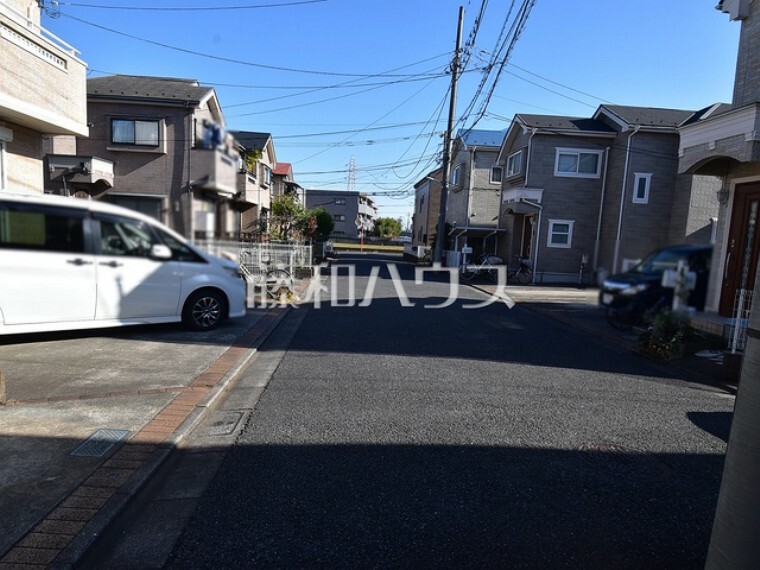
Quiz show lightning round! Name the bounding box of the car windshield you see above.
[630,248,694,274]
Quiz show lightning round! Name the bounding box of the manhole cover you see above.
[200,411,245,437]
[579,442,671,482]
[70,429,130,458]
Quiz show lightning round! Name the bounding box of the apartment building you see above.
[305,189,377,238]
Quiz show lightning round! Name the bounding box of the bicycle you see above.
[461,254,502,283]
[507,256,533,284]
[240,259,295,302]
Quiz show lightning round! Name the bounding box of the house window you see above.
[335,198,347,205]
[554,148,602,178]
[633,173,652,204]
[263,166,272,186]
[506,151,522,177]
[491,166,503,184]
[547,219,574,248]
[111,119,160,147]
[451,166,461,189]
[334,214,346,222]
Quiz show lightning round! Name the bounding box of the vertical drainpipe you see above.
[187,112,194,239]
[522,128,539,280]
[466,146,477,252]
[613,125,640,273]
[593,147,611,274]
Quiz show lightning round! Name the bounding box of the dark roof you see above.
[229,131,271,151]
[516,114,615,133]
[680,103,734,127]
[599,105,694,128]
[88,75,213,103]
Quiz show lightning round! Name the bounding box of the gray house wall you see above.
[305,189,366,238]
[76,100,192,233]
[668,174,721,245]
[497,108,716,284]
[469,150,501,227]
[446,143,501,228]
[445,144,470,226]
[520,135,607,280]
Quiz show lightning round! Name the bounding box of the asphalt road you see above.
[97,255,736,568]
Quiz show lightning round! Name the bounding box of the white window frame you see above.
[450,165,461,189]
[554,148,603,178]
[547,219,574,248]
[506,150,522,178]
[632,173,652,204]
[490,166,503,184]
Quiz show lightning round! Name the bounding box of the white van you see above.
[0,191,246,335]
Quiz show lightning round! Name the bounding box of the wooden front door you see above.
[719,182,760,316]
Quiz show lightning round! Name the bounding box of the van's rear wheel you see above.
[183,290,225,331]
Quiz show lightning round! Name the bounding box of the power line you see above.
[50,1,327,11]
[54,11,450,79]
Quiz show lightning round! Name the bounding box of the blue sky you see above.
[43,0,741,224]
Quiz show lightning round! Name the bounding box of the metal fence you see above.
[195,240,313,282]
[727,288,753,354]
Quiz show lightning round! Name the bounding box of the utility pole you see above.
[433,5,463,265]
[706,264,760,568]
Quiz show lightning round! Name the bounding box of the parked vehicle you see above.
[0,191,246,334]
[599,243,713,328]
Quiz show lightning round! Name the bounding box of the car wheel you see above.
[183,290,225,331]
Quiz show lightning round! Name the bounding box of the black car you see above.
[599,243,713,317]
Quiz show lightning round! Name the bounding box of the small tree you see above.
[270,195,308,241]
[373,217,402,238]
[310,208,334,241]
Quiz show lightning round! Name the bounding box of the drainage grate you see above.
[70,429,130,458]
[579,442,671,482]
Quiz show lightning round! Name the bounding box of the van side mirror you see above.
[150,244,173,260]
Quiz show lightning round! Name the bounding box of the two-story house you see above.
[679,0,760,319]
[1,0,93,194]
[64,75,244,241]
[229,131,276,240]
[305,189,377,238]
[272,162,304,203]
[445,129,506,266]
[412,167,442,248]
[497,105,720,284]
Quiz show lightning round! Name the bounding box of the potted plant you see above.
[637,311,723,359]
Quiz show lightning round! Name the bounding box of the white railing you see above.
[195,239,313,278]
[0,0,81,57]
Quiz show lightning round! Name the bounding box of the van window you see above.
[153,227,205,263]
[98,215,158,257]
[0,203,86,253]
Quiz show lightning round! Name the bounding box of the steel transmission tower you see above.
[347,156,356,193]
